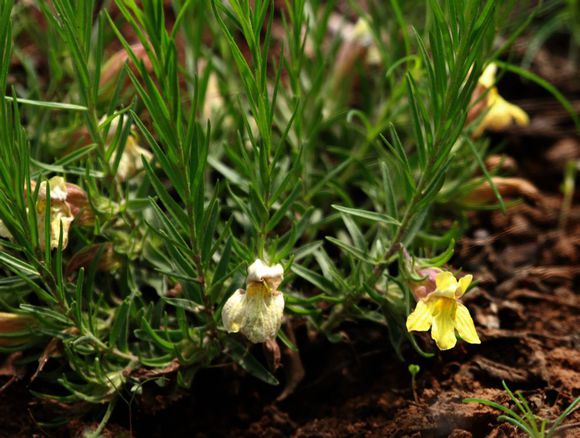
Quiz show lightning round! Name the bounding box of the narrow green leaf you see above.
[225,338,279,385]
[331,205,400,226]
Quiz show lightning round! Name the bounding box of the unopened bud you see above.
[410,267,442,301]
[463,177,539,205]
[66,243,121,277]
[0,312,36,347]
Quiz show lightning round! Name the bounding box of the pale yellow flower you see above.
[115,133,153,181]
[103,115,153,181]
[0,219,12,239]
[202,72,225,122]
[473,64,529,137]
[37,177,74,250]
[222,259,285,343]
[0,177,89,249]
[406,271,480,350]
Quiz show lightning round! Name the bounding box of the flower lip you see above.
[38,177,68,202]
[246,259,284,288]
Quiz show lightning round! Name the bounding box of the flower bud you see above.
[410,267,442,301]
[64,182,94,226]
[65,243,121,277]
[116,133,153,181]
[99,43,152,99]
[222,259,285,343]
[331,18,376,94]
[462,177,539,205]
[202,71,225,123]
[484,154,517,174]
[0,312,36,347]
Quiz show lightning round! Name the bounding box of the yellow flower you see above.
[222,259,285,343]
[406,271,480,350]
[473,63,529,137]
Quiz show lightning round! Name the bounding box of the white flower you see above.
[222,259,285,343]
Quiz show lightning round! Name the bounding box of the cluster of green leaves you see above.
[464,381,580,437]
[0,0,552,425]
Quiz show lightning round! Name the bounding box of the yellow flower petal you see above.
[430,298,457,350]
[247,281,268,297]
[454,302,481,345]
[406,299,433,332]
[481,90,529,132]
[456,274,473,298]
[506,101,529,126]
[435,271,457,294]
[479,63,497,89]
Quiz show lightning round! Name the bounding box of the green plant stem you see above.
[411,373,418,403]
[558,160,577,231]
[321,186,422,332]
[186,201,216,335]
[87,333,139,362]
[85,399,116,438]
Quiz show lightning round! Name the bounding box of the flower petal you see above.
[247,259,284,290]
[247,282,268,297]
[49,210,74,250]
[483,92,529,132]
[456,274,473,298]
[430,298,457,350]
[506,102,529,126]
[240,292,285,343]
[0,220,12,239]
[221,289,246,333]
[454,302,481,345]
[479,63,497,89]
[435,271,457,294]
[406,299,433,332]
